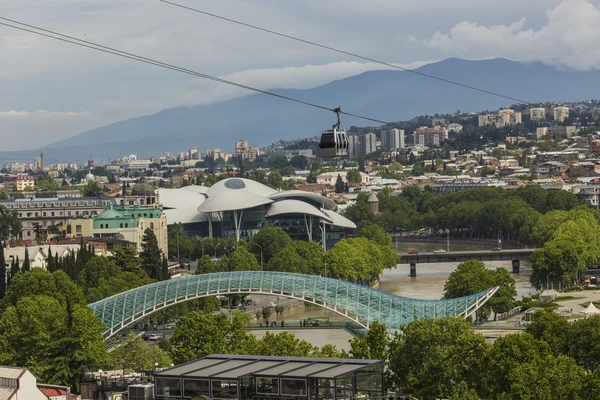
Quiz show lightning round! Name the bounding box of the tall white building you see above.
[381,129,405,151]
[530,108,546,121]
[361,133,377,155]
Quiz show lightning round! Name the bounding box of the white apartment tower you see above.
[347,134,360,159]
[553,106,570,122]
[381,129,405,151]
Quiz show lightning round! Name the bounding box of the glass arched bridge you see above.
[88,271,498,339]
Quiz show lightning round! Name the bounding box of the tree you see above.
[443,260,516,321]
[0,295,107,392]
[267,171,283,189]
[110,246,140,272]
[346,169,362,184]
[262,306,272,323]
[161,256,169,280]
[169,311,251,364]
[4,269,85,308]
[196,255,219,275]
[0,205,21,242]
[526,309,571,356]
[566,315,600,372]
[266,241,325,275]
[223,247,260,272]
[82,180,103,197]
[274,304,284,316]
[109,332,172,369]
[140,228,163,280]
[334,174,345,193]
[0,190,9,200]
[348,321,387,361]
[248,227,292,264]
[388,317,488,399]
[22,248,30,272]
[0,243,5,299]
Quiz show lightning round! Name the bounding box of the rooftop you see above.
[156,354,380,380]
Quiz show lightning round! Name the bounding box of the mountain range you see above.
[4,57,600,163]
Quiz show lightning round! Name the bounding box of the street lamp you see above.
[251,243,264,271]
[213,243,221,258]
[445,229,450,253]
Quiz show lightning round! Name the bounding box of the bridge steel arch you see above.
[88,271,498,339]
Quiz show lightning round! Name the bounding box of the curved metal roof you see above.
[268,190,337,211]
[206,178,277,198]
[198,191,273,213]
[323,209,357,229]
[266,200,333,223]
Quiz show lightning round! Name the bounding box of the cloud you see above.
[423,0,600,70]
[0,110,91,119]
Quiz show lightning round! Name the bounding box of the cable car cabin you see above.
[319,127,348,158]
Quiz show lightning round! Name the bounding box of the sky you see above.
[1,0,598,151]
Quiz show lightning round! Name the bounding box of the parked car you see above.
[433,249,446,253]
[268,301,277,308]
[408,250,419,254]
[491,247,502,251]
[148,334,161,341]
[165,323,176,330]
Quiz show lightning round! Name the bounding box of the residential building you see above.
[347,133,360,159]
[530,107,547,121]
[316,171,370,185]
[577,184,600,208]
[448,123,463,133]
[536,127,548,139]
[432,117,446,126]
[478,110,521,127]
[0,366,50,400]
[65,204,168,255]
[414,126,448,146]
[4,244,80,270]
[591,140,600,153]
[547,125,577,138]
[360,132,377,155]
[4,174,35,191]
[554,106,570,122]
[123,159,152,172]
[235,140,260,161]
[380,128,405,151]
[188,147,199,160]
[478,114,496,127]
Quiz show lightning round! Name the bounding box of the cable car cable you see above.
[0,17,388,125]
[159,0,532,105]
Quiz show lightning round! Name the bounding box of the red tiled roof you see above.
[38,386,77,398]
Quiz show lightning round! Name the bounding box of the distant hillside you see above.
[3,57,600,162]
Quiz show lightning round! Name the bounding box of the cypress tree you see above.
[11,256,19,277]
[141,228,162,280]
[0,243,6,299]
[161,256,169,281]
[22,248,30,272]
[47,244,54,272]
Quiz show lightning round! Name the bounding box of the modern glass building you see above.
[158,178,356,249]
[154,354,384,400]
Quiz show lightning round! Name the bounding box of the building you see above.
[347,133,360,159]
[554,106,570,122]
[123,159,152,172]
[65,204,168,255]
[0,197,117,240]
[432,117,446,126]
[188,147,199,160]
[0,366,55,400]
[360,133,377,155]
[380,129,405,151]
[414,126,448,147]
[158,178,356,248]
[316,171,370,186]
[235,140,261,161]
[547,125,577,138]
[367,191,379,214]
[536,127,548,139]
[4,174,35,191]
[447,123,463,133]
[530,107,546,121]
[478,110,521,127]
[154,354,384,400]
[4,244,81,270]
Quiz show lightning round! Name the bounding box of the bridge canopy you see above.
[88,271,498,339]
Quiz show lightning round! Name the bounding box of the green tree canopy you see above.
[140,228,163,280]
[0,206,21,242]
[109,332,172,369]
[248,227,292,264]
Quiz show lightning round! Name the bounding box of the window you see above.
[67,212,71,216]
[155,378,182,398]
[281,379,306,396]
[76,225,82,233]
[42,212,46,217]
[120,223,123,228]
[256,377,279,395]
[75,211,80,216]
[125,223,128,228]
[51,212,54,217]
[184,379,210,397]
[100,224,103,229]
[212,380,238,399]
[34,212,38,217]
[27,212,31,217]
[150,222,154,229]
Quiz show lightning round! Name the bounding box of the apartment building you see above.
[530,108,546,121]
[235,140,260,161]
[478,110,521,127]
[4,174,35,191]
[361,133,377,155]
[347,133,360,159]
[553,106,570,122]
[414,126,448,147]
[380,128,405,151]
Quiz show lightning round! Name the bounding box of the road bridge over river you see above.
[400,248,536,276]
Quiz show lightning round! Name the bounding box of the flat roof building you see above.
[154,354,384,400]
